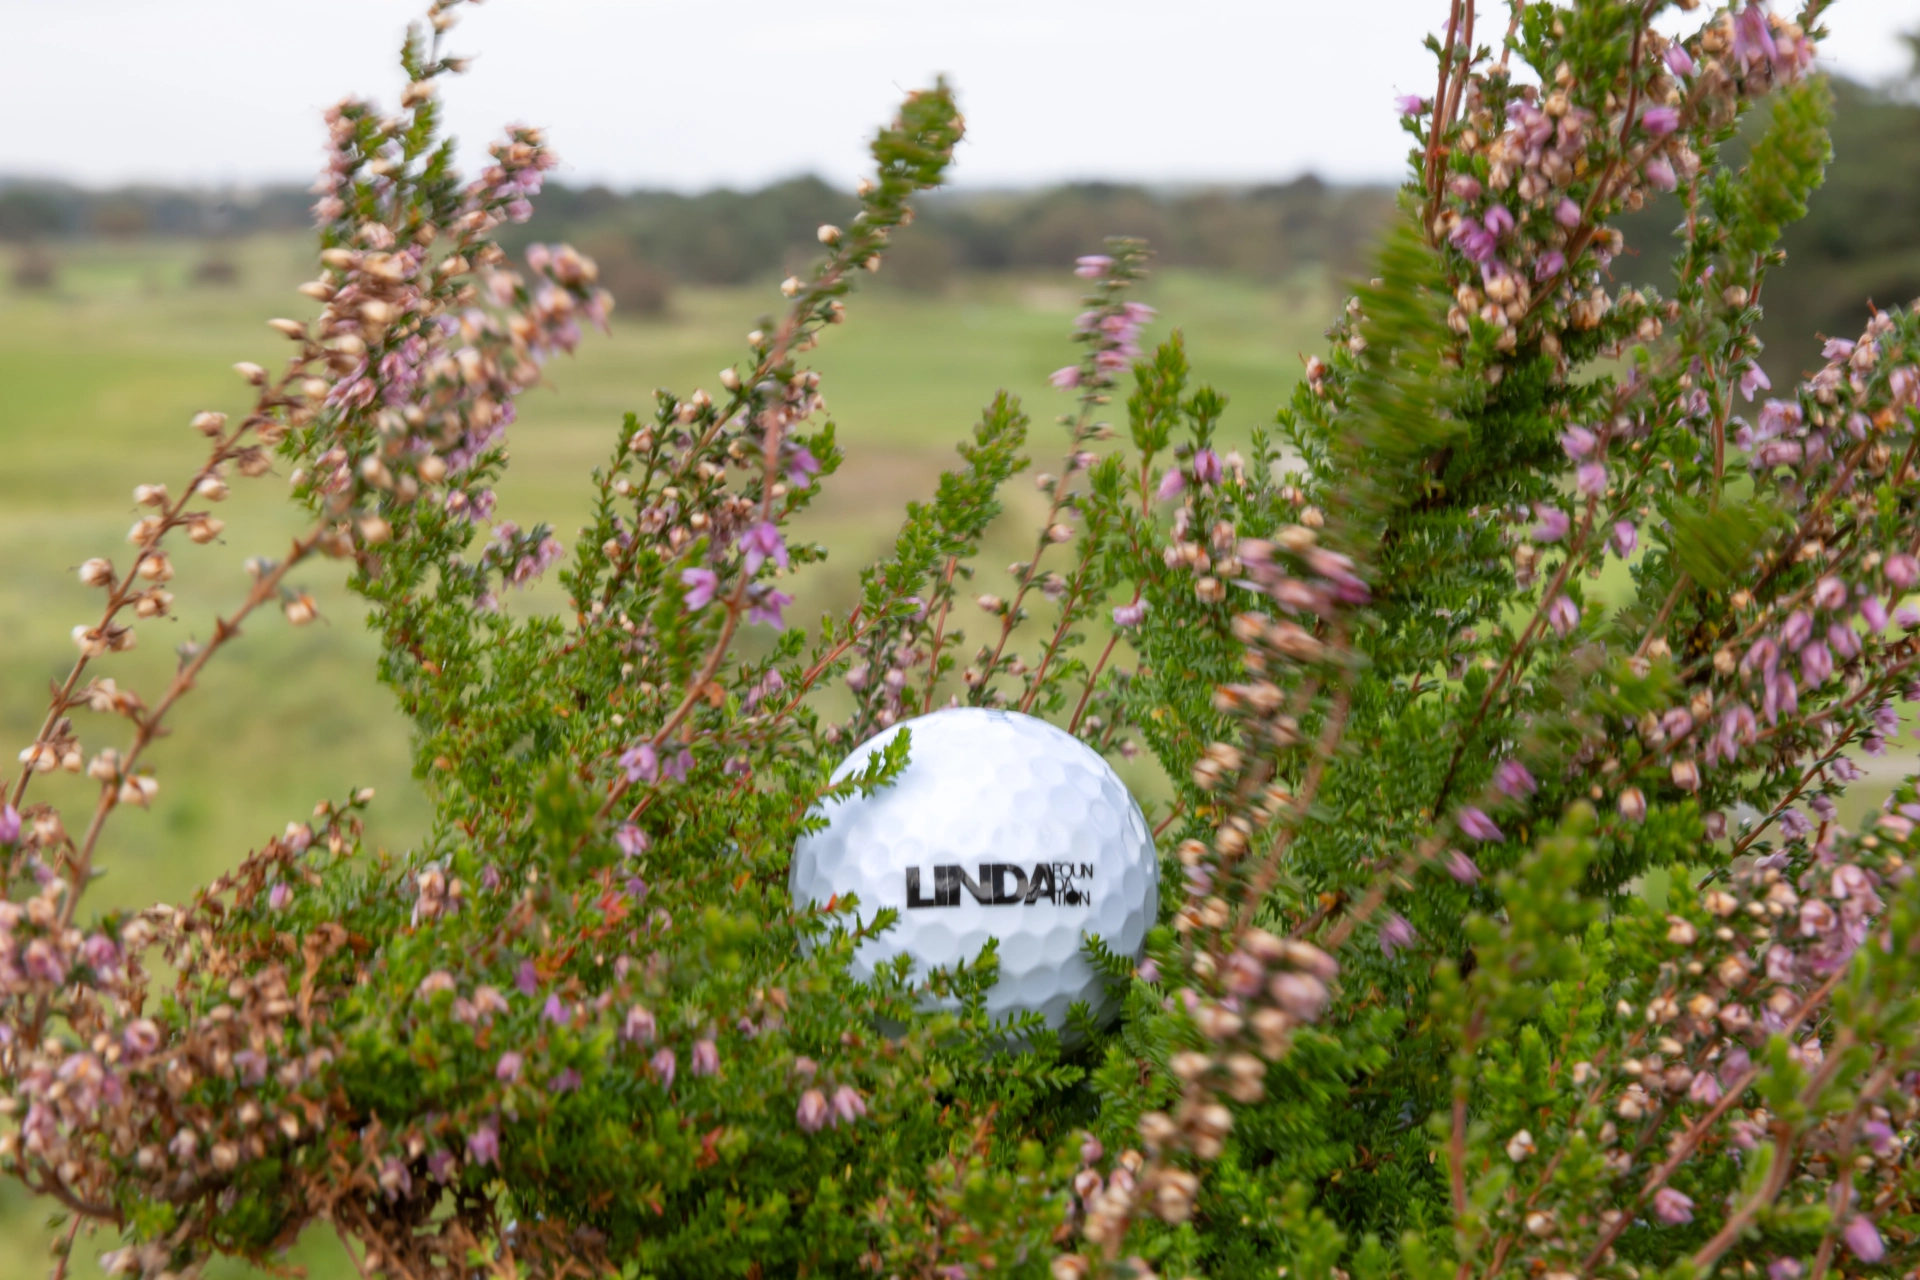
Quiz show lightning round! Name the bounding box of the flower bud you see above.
[192,411,227,436]
[780,276,802,297]
[78,559,114,588]
[233,362,266,384]
[719,368,742,392]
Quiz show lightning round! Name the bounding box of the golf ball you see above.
[790,707,1158,1030]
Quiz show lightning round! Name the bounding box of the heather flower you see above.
[784,445,820,488]
[692,1039,719,1077]
[797,1088,830,1132]
[1546,594,1580,638]
[651,1048,676,1089]
[1687,1070,1720,1105]
[496,1051,522,1082]
[0,805,18,846]
[1493,760,1536,798]
[1665,44,1696,76]
[1445,850,1480,884]
[1395,93,1426,115]
[1860,595,1889,632]
[1576,463,1606,497]
[1740,361,1771,401]
[1156,469,1186,500]
[1457,807,1503,841]
[550,1068,582,1094]
[1560,426,1597,458]
[1885,553,1919,589]
[1112,599,1147,628]
[1652,1187,1694,1225]
[1482,204,1514,236]
[830,1085,867,1125]
[1554,197,1582,228]
[1192,448,1222,485]
[680,567,719,609]
[624,1004,656,1044]
[1379,913,1416,956]
[1768,1261,1803,1280]
[543,994,569,1025]
[467,1121,499,1167]
[1050,366,1081,390]
[1611,521,1638,557]
[1073,255,1112,279]
[1842,1214,1885,1263]
[268,882,293,911]
[1641,106,1681,137]
[1644,156,1677,192]
[515,959,538,997]
[621,744,660,783]
[1618,788,1648,823]
[615,823,649,857]
[741,521,789,574]
[1530,504,1570,542]
[748,586,794,629]
[1533,249,1566,282]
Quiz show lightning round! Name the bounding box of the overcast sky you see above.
[4,1,1916,192]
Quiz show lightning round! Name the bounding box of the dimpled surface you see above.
[790,708,1157,1030]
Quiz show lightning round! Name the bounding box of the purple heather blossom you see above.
[785,445,820,488]
[692,1039,719,1077]
[1886,553,1920,590]
[1457,807,1503,841]
[1482,204,1515,237]
[1547,594,1581,638]
[0,805,18,846]
[1782,610,1813,651]
[1861,596,1889,632]
[748,586,795,629]
[680,567,719,609]
[1155,469,1186,501]
[1665,44,1696,77]
[1395,93,1427,115]
[1112,599,1147,628]
[651,1048,677,1089]
[496,1052,522,1083]
[1494,760,1537,798]
[1576,463,1607,497]
[268,882,293,911]
[622,744,660,784]
[543,994,569,1025]
[428,1150,456,1183]
[616,823,649,857]
[1050,366,1081,390]
[1534,249,1567,282]
[1687,1070,1721,1105]
[1842,1215,1885,1263]
[1813,575,1848,610]
[1652,1187,1695,1225]
[1611,521,1639,557]
[1641,106,1681,137]
[1192,448,1223,485]
[1799,641,1832,685]
[1554,198,1583,229]
[1732,2,1779,70]
[1900,604,1920,628]
[1740,361,1771,402]
[1379,913,1417,956]
[515,959,538,997]
[1136,958,1161,983]
[1644,156,1678,192]
[797,1087,830,1132]
[550,1068,582,1094]
[1531,504,1570,542]
[1828,622,1859,660]
[1560,426,1597,459]
[741,521,789,574]
[1824,337,1856,360]
[1445,850,1481,885]
[831,1085,868,1125]
[467,1121,499,1167]
[624,1004,656,1044]
[1768,1260,1803,1280]
[1074,255,1113,280]
[1448,217,1498,263]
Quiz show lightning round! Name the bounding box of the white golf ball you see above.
[790,707,1158,1030]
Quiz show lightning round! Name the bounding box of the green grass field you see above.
[0,235,1337,1276]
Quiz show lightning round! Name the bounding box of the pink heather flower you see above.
[1192,448,1223,485]
[1823,337,1856,360]
[1560,425,1597,459]
[1899,605,1920,628]
[741,521,789,574]
[550,1067,582,1094]
[1074,255,1113,279]
[515,959,539,996]
[1782,610,1814,651]
[748,586,795,629]
[797,1087,830,1132]
[1687,1070,1721,1105]
[0,804,18,846]
[1740,361,1771,402]
[1886,553,1920,590]
[496,1052,523,1083]
[428,1149,456,1183]
[1379,912,1416,956]
[1112,599,1147,628]
[1448,217,1498,263]
[1799,641,1832,685]
[123,1018,162,1056]
[467,1121,499,1167]
[692,1039,719,1077]
[1732,2,1779,70]
[624,1004,656,1044]
[1445,850,1481,884]
[268,882,293,911]
[1641,106,1681,137]
[1554,198,1583,229]
[615,823,649,858]
[1861,596,1889,632]
[663,748,693,784]
[1136,958,1161,983]
[621,744,660,784]
[651,1048,677,1089]
[680,567,719,609]
[1494,760,1537,798]
[1547,594,1580,638]
[1768,1260,1803,1280]
[784,445,820,489]
[1813,575,1847,610]
[1665,44,1696,77]
[1457,807,1503,842]
[831,1085,868,1126]
[1576,463,1607,497]
[1531,504,1570,542]
[1155,469,1186,501]
[1050,365,1081,391]
[1611,521,1639,557]
[1842,1215,1885,1263]
[1395,93,1427,115]
[1482,204,1515,237]
[1534,250,1567,282]
[1644,156,1678,192]
[543,994,569,1025]
[1652,1187,1694,1225]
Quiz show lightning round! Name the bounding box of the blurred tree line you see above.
[2,66,1914,361]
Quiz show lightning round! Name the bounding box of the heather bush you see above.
[8,2,1920,1278]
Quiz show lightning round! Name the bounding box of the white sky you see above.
[3,0,1917,192]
